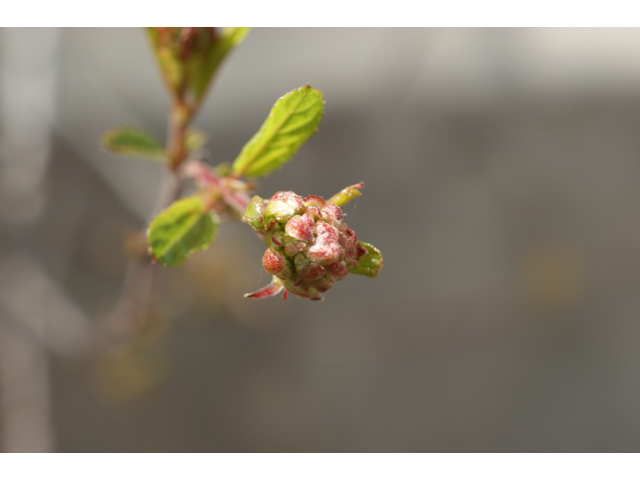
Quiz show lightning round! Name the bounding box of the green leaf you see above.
[191,27,251,101]
[232,85,324,178]
[101,127,166,161]
[242,195,265,231]
[147,196,218,267]
[328,182,364,207]
[348,242,383,278]
[186,127,207,153]
[157,48,183,93]
[145,28,184,96]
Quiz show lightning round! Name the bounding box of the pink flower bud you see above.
[244,187,380,301]
[284,213,314,241]
[303,195,326,209]
[262,248,285,275]
[305,206,322,220]
[264,191,304,225]
[308,221,342,265]
[320,203,343,226]
[328,261,349,281]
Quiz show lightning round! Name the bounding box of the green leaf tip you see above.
[101,126,166,161]
[348,242,383,278]
[232,85,325,178]
[147,196,219,267]
[328,182,364,207]
[190,27,251,101]
[242,195,265,231]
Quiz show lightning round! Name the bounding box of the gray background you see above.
[2,28,640,452]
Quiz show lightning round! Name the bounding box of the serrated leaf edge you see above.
[233,85,324,177]
[147,197,218,265]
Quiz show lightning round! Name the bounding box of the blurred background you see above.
[2,28,640,452]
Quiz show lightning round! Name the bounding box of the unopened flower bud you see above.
[320,203,343,226]
[262,248,285,276]
[243,190,377,300]
[264,191,305,226]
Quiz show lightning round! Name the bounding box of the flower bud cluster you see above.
[244,191,367,300]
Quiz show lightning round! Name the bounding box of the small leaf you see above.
[157,48,183,93]
[101,127,166,161]
[148,196,218,267]
[328,182,364,207]
[145,28,184,96]
[186,127,207,153]
[232,85,324,178]
[348,242,383,278]
[191,27,251,101]
[242,195,265,231]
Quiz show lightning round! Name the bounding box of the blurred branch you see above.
[97,170,180,352]
[97,28,224,351]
